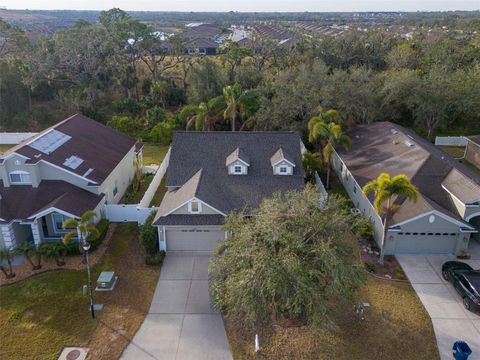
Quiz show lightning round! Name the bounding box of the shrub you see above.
[145,251,166,266]
[140,211,159,255]
[352,216,374,239]
[395,267,407,280]
[88,219,109,251]
[65,241,80,256]
[364,261,376,273]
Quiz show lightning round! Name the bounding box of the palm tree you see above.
[223,83,256,131]
[363,173,419,264]
[0,247,16,279]
[43,242,67,266]
[63,210,99,318]
[15,242,41,270]
[302,152,323,183]
[133,156,143,192]
[308,117,350,189]
[180,96,224,131]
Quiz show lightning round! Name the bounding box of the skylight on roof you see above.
[28,129,71,154]
[63,155,84,169]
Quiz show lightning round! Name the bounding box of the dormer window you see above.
[188,200,202,214]
[9,171,32,185]
[271,148,295,175]
[226,147,250,175]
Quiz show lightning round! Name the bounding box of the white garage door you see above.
[166,228,224,252]
[395,233,458,254]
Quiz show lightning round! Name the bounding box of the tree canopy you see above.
[210,185,365,331]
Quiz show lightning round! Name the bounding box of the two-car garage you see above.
[162,227,225,252]
[393,232,460,254]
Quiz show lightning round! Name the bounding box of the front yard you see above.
[0,223,160,360]
[226,277,438,359]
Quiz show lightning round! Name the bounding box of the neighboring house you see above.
[153,132,305,251]
[331,122,480,256]
[0,114,141,250]
[464,135,480,169]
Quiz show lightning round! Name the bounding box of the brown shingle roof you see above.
[0,180,104,222]
[2,114,136,184]
[338,122,480,226]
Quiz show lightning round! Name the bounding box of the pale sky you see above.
[2,0,479,12]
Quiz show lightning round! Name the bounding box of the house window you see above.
[279,166,288,174]
[189,201,201,214]
[234,165,242,174]
[9,171,31,184]
[353,186,357,194]
[52,213,69,232]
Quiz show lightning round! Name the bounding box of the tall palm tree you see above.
[223,83,256,131]
[301,151,323,183]
[63,210,100,318]
[180,96,224,131]
[308,117,350,189]
[363,173,418,264]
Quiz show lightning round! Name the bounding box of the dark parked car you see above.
[442,261,480,313]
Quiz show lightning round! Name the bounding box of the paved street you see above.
[397,241,480,360]
[121,253,233,360]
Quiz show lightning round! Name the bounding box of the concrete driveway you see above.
[397,241,480,360]
[121,253,233,360]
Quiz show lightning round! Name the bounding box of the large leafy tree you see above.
[210,185,365,331]
[308,113,350,189]
[363,173,418,264]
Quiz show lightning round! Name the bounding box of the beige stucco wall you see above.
[331,151,385,246]
[465,141,480,169]
[98,146,136,204]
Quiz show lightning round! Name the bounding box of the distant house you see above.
[0,114,141,250]
[153,132,305,252]
[179,24,222,55]
[464,135,480,169]
[332,122,480,255]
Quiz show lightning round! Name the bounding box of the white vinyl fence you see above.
[315,172,328,206]
[0,132,37,144]
[104,147,170,225]
[434,136,467,147]
[104,204,157,225]
[139,147,170,208]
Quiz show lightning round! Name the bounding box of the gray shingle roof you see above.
[466,135,480,146]
[154,132,305,225]
[338,122,480,227]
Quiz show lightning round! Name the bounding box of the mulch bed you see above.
[0,224,117,286]
[359,237,408,282]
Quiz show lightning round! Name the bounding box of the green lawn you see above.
[0,144,13,154]
[149,174,167,207]
[142,144,169,166]
[438,145,466,158]
[0,223,160,360]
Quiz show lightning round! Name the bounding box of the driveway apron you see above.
[121,253,233,360]
[397,247,480,360]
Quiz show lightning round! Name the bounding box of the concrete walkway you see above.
[121,253,233,360]
[397,241,480,360]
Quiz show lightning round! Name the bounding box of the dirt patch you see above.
[0,224,117,287]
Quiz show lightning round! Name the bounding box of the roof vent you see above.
[34,154,42,158]
[63,155,84,169]
[390,128,398,134]
[404,140,415,147]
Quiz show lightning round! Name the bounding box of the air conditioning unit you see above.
[96,271,117,291]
